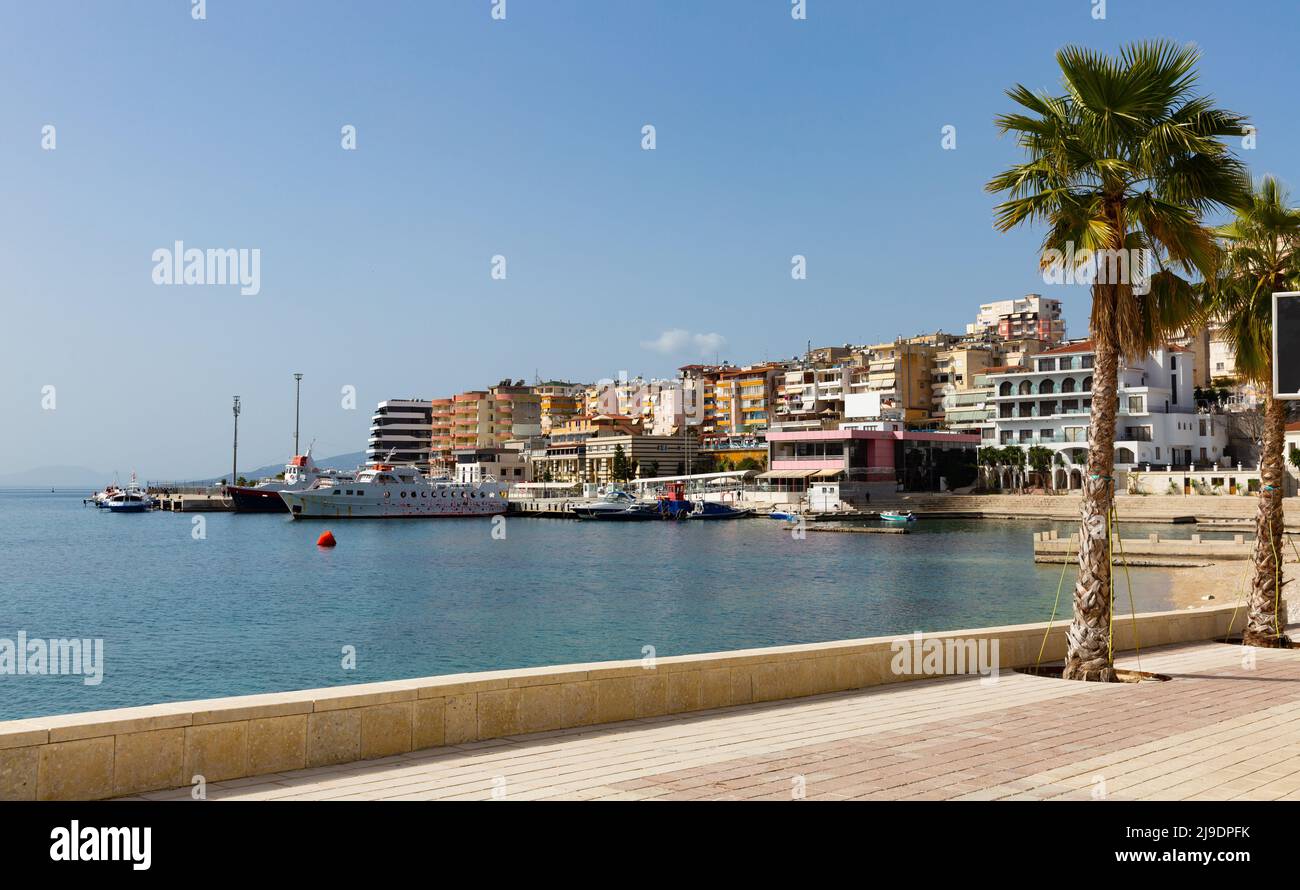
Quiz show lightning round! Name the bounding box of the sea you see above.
[0,489,1223,720]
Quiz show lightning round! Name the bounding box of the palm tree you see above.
[1209,176,1300,646]
[988,41,1249,680]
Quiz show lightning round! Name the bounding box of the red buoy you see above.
[317,530,337,547]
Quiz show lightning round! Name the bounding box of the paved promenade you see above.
[127,634,1300,801]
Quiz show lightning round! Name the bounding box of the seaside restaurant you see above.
[760,428,980,506]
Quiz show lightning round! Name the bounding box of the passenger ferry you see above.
[279,461,508,519]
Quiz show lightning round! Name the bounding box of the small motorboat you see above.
[767,508,799,522]
[878,510,917,523]
[572,489,657,521]
[687,501,754,520]
[87,483,122,507]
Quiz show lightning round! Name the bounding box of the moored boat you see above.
[279,462,507,519]
[103,488,153,513]
[572,489,657,521]
[227,448,354,513]
[879,510,917,523]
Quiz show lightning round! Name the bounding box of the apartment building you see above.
[713,364,783,435]
[775,364,853,430]
[533,381,586,433]
[448,381,542,452]
[966,294,1065,344]
[930,344,998,417]
[985,341,1228,483]
[429,398,454,473]
[853,340,935,423]
[367,399,434,470]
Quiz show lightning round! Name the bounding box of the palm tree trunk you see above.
[1244,390,1290,646]
[1063,337,1119,681]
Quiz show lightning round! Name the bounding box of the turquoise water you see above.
[0,490,1195,720]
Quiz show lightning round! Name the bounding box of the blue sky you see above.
[3,0,1298,479]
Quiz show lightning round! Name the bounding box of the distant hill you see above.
[0,465,109,489]
[185,451,368,485]
[0,451,369,489]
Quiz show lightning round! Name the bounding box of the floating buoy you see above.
[317,530,337,548]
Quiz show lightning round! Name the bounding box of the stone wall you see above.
[0,603,1242,800]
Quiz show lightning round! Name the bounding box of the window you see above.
[1019,429,1032,442]
[1038,358,1056,372]
[1000,431,1013,444]
[1040,429,1054,441]
[1128,396,1144,414]
[1170,375,1178,405]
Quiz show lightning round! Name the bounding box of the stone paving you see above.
[126,635,1300,801]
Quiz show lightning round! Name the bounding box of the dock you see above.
[805,525,909,535]
[152,493,233,512]
[1031,528,1259,561]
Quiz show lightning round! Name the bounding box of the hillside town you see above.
[365,294,1277,505]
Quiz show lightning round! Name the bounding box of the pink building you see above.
[763,428,980,503]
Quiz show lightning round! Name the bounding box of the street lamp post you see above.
[231,396,241,490]
[293,373,303,455]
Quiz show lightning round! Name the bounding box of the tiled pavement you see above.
[127,636,1300,801]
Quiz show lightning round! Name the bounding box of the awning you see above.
[813,469,844,478]
[757,469,818,479]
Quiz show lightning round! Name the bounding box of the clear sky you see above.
[3,0,1298,479]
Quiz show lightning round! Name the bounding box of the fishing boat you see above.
[571,489,657,521]
[226,447,354,513]
[279,461,507,519]
[879,510,917,523]
[654,481,753,520]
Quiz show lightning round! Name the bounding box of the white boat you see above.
[570,489,656,520]
[279,462,508,519]
[87,484,122,507]
[103,487,153,513]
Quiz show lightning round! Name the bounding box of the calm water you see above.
[0,490,1205,720]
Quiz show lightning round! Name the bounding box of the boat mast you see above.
[293,372,303,455]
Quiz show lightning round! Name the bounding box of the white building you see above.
[966,294,1065,344]
[367,399,433,470]
[453,446,530,484]
[986,341,1228,487]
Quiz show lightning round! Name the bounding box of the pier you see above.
[1031,528,1262,562]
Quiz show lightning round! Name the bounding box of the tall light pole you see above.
[293,373,303,455]
[231,396,241,490]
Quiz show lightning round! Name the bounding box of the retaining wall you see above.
[0,603,1245,801]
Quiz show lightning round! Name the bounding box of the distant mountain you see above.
[0,451,370,489]
[186,451,368,485]
[0,465,111,489]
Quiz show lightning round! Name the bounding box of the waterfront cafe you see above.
[760,428,980,506]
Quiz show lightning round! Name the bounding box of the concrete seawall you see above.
[0,603,1243,800]
[1032,529,1257,561]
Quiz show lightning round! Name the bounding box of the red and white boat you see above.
[227,449,354,513]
